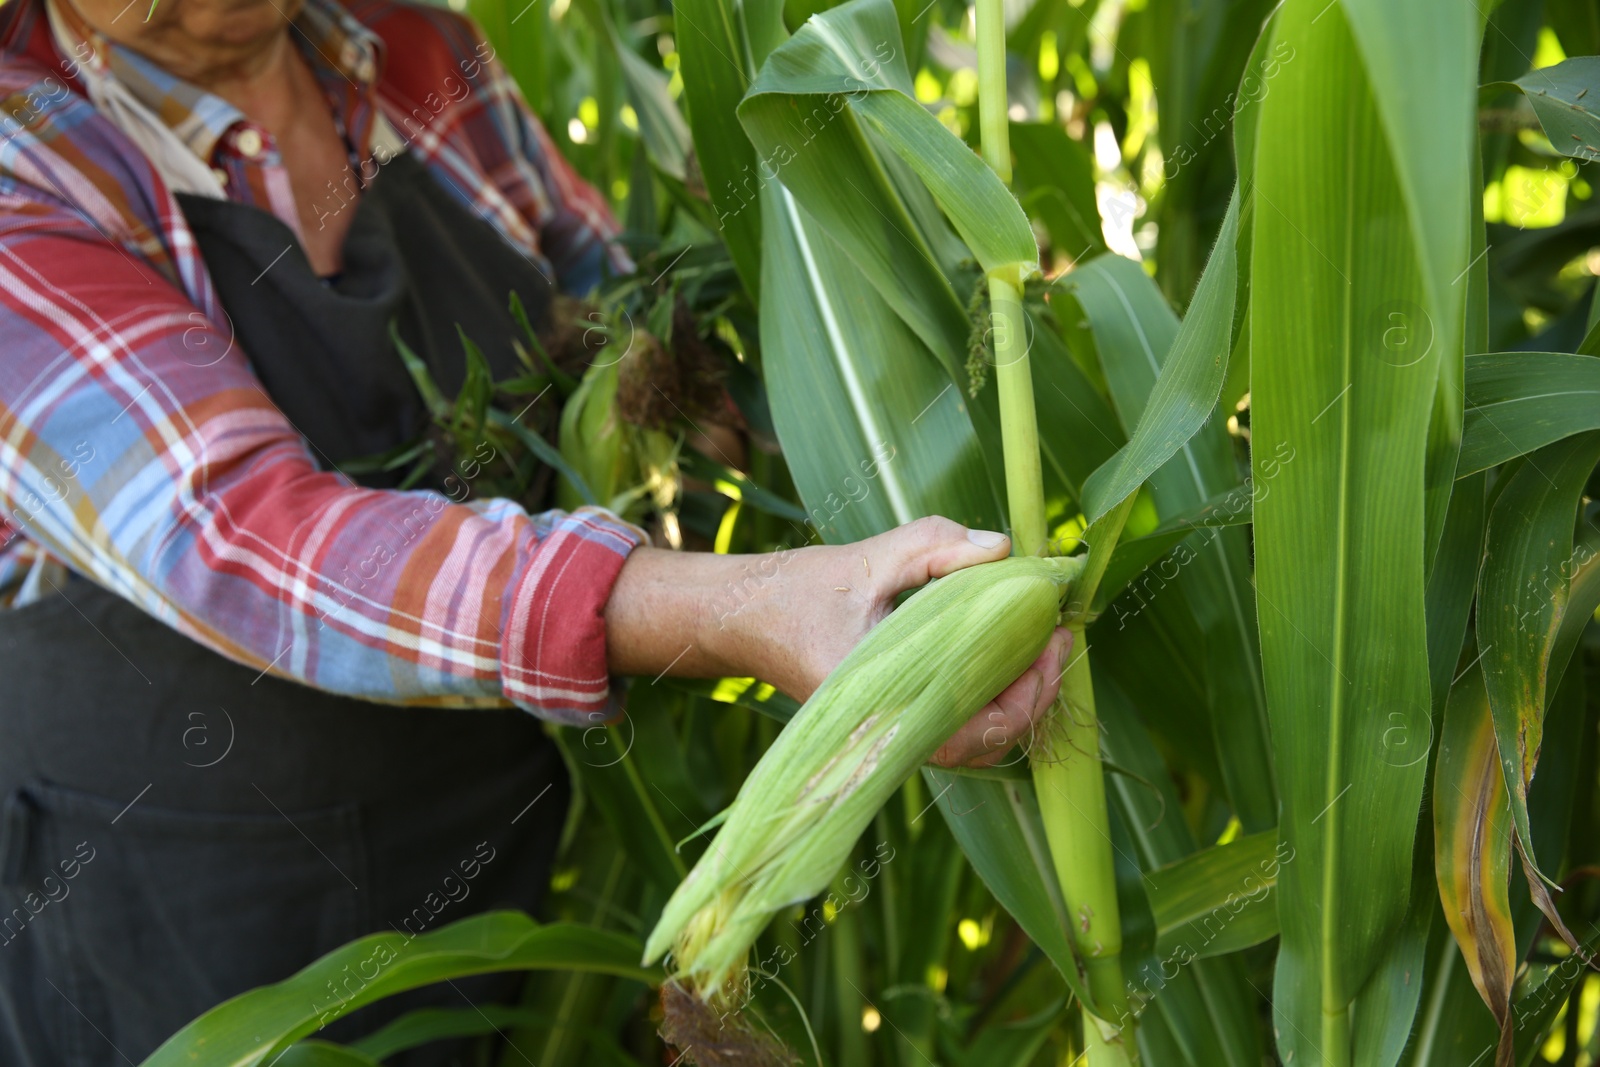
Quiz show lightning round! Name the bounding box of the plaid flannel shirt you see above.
[0,0,643,724]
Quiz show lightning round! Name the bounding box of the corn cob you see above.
[643,552,1084,999]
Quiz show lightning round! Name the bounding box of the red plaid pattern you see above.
[0,0,643,724]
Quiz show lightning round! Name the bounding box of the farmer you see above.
[0,0,1071,1059]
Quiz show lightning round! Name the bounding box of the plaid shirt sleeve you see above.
[0,108,643,726]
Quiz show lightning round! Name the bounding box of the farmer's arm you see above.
[606,517,1073,766]
[0,210,1061,750]
[0,210,643,726]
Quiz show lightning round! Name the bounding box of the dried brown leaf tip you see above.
[658,980,800,1067]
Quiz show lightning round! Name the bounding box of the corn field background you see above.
[144,0,1600,1064]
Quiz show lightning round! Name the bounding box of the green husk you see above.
[644,553,1084,998]
[557,356,678,521]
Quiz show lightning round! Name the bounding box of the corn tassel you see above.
[644,553,1084,997]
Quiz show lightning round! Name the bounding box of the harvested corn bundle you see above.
[643,553,1084,1008]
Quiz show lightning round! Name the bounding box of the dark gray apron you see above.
[0,150,572,1065]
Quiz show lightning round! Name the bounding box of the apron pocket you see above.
[15,780,370,1064]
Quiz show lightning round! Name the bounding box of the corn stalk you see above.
[974,4,1136,1060]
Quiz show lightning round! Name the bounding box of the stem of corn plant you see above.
[974,1,1135,1062]
[988,269,1046,556]
[973,0,1010,187]
[1035,622,1137,1062]
[973,0,1044,559]
[973,0,1043,556]
[1323,1004,1351,1067]
[1034,496,1138,1065]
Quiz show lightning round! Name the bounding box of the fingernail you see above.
[967,529,1007,549]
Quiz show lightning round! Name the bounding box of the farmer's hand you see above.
[605,516,1071,768]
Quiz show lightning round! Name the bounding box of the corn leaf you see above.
[1459,351,1600,477]
[1352,826,1439,1067]
[870,126,972,283]
[673,0,776,297]
[881,815,964,1058]
[1145,831,1281,961]
[1072,193,1241,525]
[1053,256,1177,439]
[1092,485,1256,612]
[269,1043,381,1067]
[1548,509,1600,700]
[922,768,1096,1008]
[740,0,1036,277]
[1343,0,1474,557]
[1057,246,1274,831]
[1224,16,1274,432]
[1511,935,1600,1067]
[142,914,658,1067]
[489,408,598,508]
[1027,318,1125,507]
[611,33,691,182]
[1476,431,1600,900]
[1098,680,1266,1066]
[1250,0,1469,1056]
[555,728,689,893]
[759,182,998,541]
[390,324,450,420]
[1427,472,1489,717]
[508,291,577,396]
[1433,666,1518,1067]
[1483,57,1600,163]
[351,1006,637,1065]
[670,676,802,724]
[850,94,1037,276]
[752,92,965,372]
[1095,582,1227,797]
[1348,0,1474,548]
[1505,667,1588,986]
[736,0,1021,508]
[1109,795,1159,964]
[1009,120,1105,261]
[736,0,1026,377]
[552,685,706,896]
[678,451,810,522]
[1404,923,1502,1067]
[1140,0,1275,308]
[949,1001,1062,1067]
